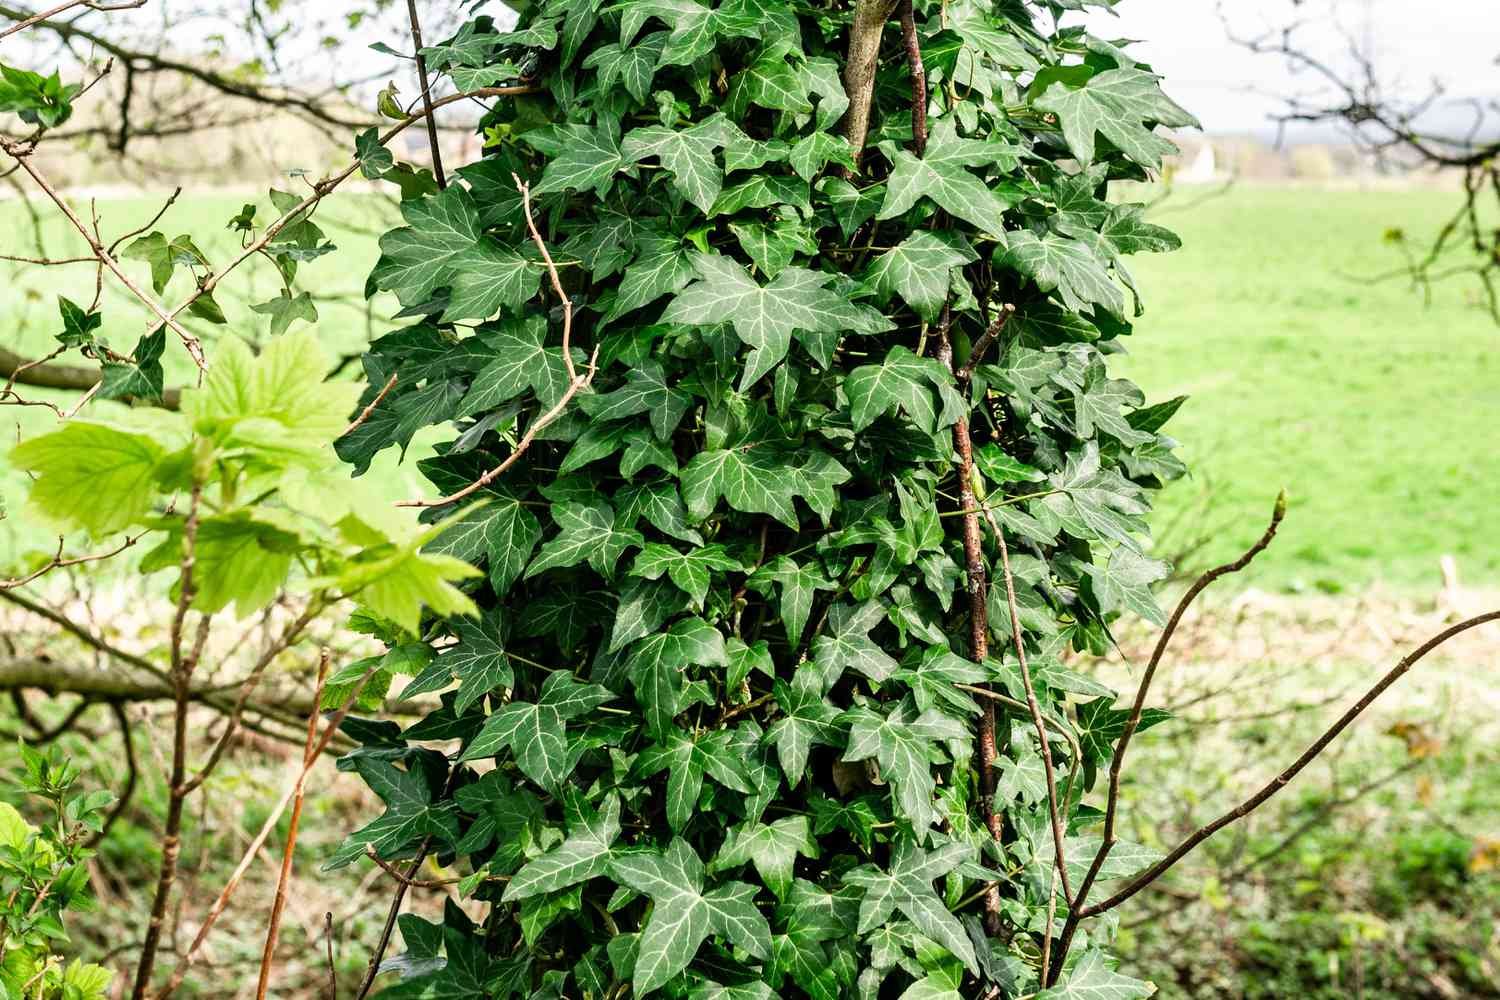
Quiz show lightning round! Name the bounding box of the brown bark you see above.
[841,0,899,169]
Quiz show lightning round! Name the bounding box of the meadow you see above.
[3,182,1493,592]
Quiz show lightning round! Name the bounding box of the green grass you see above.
[1118,185,1499,593]
[2,185,1495,592]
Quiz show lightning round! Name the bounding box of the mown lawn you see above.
[1118,185,1499,594]
[2,184,1495,592]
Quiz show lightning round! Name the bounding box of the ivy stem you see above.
[404,0,446,189]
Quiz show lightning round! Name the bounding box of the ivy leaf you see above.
[729,218,817,279]
[443,242,537,323]
[709,173,811,216]
[582,32,664,103]
[842,702,966,830]
[578,359,692,441]
[505,795,622,902]
[1085,546,1169,626]
[877,118,1018,233]
[250,289,319,337]
[529,121,625,197]
[424,490,541,596]
[765,669,843,784]
[603,237,696,324]
[998,229,1124,318]
[460,671,614,790]
[750,556,834,644]
[630,543,742,607]
[623,119,726,214]
[863,231,977,321]
[664,254,891,389]
[618,479,704,546]
[626,617,728,736]
[122,231,208,294]
[1037,949,1155,1000]
[898,975,963,1000]
[526,501,645,580]
[636,728,753,831]
[99,329,166,402]
[845,346,956,433]
[608,839,771,995]
[371,185,483,306]
[609,576,692,651]
[811,602,898,683]
[443,613,515,713]
[844,840,978,972]
[1034,66,1197,169]
[713,816,818,900]
[1070,359,1153,446]
[55,295,101,349]
[355,126,394,179]
[682,446,850,530]
[459,316,573,415]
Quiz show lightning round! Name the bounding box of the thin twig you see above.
[397,174,597,508]
[343,372,398,437]
[1078,608,1500,918]
[404,0,445,189]
[0,0,145,41]
[253,649,330,1000]
[1052,493,1286,978]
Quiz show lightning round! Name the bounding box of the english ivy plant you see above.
[337,0,1194,996]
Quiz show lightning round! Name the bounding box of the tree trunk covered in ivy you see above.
[333,0,1197,996]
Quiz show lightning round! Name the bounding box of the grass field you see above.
[1118,185,1498,594]
[2,184,1495,593]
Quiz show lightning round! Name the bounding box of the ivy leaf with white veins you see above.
[765,669,843,785]
[504,794,622,902]
[631,543,743,607]
[845,346,957,433]
[749,556,835,645]
[713,816,818,900]
[528,120,626,197]
[1036,948,1156,1000]
[578,360,692,441]
[877,117,1020,234]
[526,501,644,580]
[844,839,978,973]
[627,616,728,736]
[424,490,541,596]
[811,601,898,683]
[602,236,696,324]
[1070,358,1153,446]
[442,242,537,323]
[460,671,614,790]
[459,316,572,416]
[608,838,771,996]
[729,217,817,279]
[681,446,850,530]
[998,229,1124,318]
[842,701,966,830]
[441,612,514,712]
[622,117,726,214]
[635,728,753,832]
[581,32,664,103]
[663,254,892,389]
[1034,66,1198,170]
[863,231,977,322]
[1084,546,1169,626]
[371,184,483,307]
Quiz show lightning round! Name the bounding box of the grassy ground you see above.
[1118,185,1499,595]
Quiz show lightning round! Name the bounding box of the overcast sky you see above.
[1077,1,1498,135]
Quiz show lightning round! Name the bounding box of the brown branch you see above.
[253,649,330,1000]
[156,658,381,1000]
[0,142,207,372]
[398,174,598,508]
[840,0,900,170]
[363,848,464,889]
[1051,493,1285,980]
[343,373,397,437]
[963,302,1016,377]
[1077,608,1500,919]
[896,0,926,157]
[0,347,182,409]
[139,85,538,345]
[404,0,445,189]
[1,532,144,589]
[0,0,144,41]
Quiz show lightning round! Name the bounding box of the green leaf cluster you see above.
[335,1,1191,997]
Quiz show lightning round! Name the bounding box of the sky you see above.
[1078,1,1499,136]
